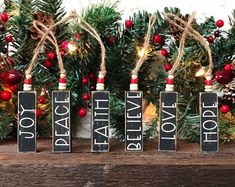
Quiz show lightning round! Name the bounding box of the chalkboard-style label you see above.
[200,92,218,152]
[18,91,36,152]
[159,92,177,151]
[91,91,110,152]
[52,91,71,153]
[125,91,143,152]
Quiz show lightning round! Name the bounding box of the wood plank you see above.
[0,139,235,187]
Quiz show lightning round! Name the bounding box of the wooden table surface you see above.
[0,139,235,187]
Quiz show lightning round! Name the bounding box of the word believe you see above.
[125,91,143,151]
[18,91,36,152]
[52,91,71,152]
[92,91,109,152]
[200,92,218,152]
[159,92,177,151]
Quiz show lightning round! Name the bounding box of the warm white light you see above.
[138,47,146,58]
[68,42,77,53]
[195,68,205,77]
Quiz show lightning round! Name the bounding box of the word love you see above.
[159,92,177,151]
[91,91,110,152]
[125,91,143,151]
[18,91,36,152]
[200,92,218,152]
[52,91,71,152]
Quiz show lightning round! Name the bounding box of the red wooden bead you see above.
[59,78,67,83]
[204,79,212,85]
[24,79,32,84]
[131,78,138,84]
[97,78,105,83]
[166,78,174,84]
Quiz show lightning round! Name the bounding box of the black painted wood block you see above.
[91,91,110,152]
[159,91,177,151]
[125,91,143,152]
[18,91,36,152]
[200,92,218,152]
[52,90,71,153]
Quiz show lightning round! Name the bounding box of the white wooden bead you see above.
[23,84,32,91]
[60,73,66,78]
[26,74,32,79]
[58,83,67,90]
[130,83,138,91]
[98,74,104,78]
[168,75,174,79]
[96,83,105,91]
[131,75,138,79]
[205,76,212,80]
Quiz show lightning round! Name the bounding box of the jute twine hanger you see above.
[130,15,156,91]
[23,11,106,91]
[164,12,196,92]
[164,12,214,92]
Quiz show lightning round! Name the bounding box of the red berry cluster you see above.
[207,19,224,44]
[36,95,49,118]
[152,34,169,58]
[0,69,21,101]
[77,72,96,118]
[43,51,55,68]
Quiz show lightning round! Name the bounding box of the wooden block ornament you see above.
[91,73,110,152]
[159,75,177,151]
[18,75,36,152]
[125,75,143,152]
[52,74,72,153]
[200,76,218,152]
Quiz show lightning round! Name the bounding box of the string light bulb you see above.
[68,41,77,54]
[137,46,152,59]
[195,67,205,77]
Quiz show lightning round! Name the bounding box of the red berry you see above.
[60,50,65,57]
[0,90,12,101]
[220,104,230,114]
[207,35,214,43]
[8,85,17,92]
[36,109,42,117]
[61,41,68,49]
[75,33,80,40]
[89,72,96,80]
[0,12,9,22]
[82,93,90,101]
[5,35,13,43]
[3,69,22,85]
[47,52,55,60]
[216,19,224,28]
[161,48,168,57]
[214,30,220,37]
[153,34,161,44]
[224,64,232,72]
[78,108,87,117]
[164,63,172,72]
[108,36,116,45]
[215,70,233,84]
[90,86,95,91]
[82,77,89,84]
[38,96,46,104]
[43,60,53,68]
[125,20,133,28]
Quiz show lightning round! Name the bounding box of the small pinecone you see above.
[223,81,235,103]
[168,14,197,43]
[28,12,55,40]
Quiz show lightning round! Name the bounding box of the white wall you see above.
[63,0,235,29]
